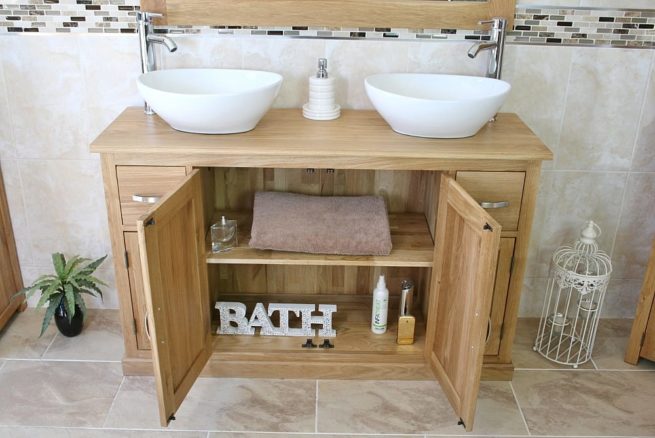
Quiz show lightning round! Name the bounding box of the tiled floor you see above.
[0,310,653,437]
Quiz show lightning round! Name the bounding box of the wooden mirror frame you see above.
[141,0,515,30]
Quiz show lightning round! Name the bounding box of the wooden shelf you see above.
[210,296,426,377]
[205,211,434,267]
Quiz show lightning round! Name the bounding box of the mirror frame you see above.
[141,0,515,29]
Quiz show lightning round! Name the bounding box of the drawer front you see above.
[116,166,187,226]
[455,171,525,231]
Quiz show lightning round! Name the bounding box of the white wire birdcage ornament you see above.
[533,220,612,368]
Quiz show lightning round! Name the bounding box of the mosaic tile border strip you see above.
[0,1,653,48]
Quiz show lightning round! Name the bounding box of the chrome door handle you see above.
[480,201,509,209]
[132,194,161,204]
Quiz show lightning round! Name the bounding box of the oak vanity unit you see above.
[92,108,552,430]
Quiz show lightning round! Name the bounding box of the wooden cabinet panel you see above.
[0,167,24,330]
[116,166,186,226]
[124,232,151,350]
[426,175,501,431]
[137,170,211,426]
[485,238,515,356]
[626,239,655,364]
[455,171,525,231]
[641,298,655,362]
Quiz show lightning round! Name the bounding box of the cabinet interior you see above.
[201,167,442,361]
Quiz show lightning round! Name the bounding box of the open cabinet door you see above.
[426,174,501,431]
[137,169,211,426]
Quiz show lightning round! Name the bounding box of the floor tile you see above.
[317,379,525,435]
[593,319,655,370]
[0,361,123,427]
[0,427,206,437]
[513,318,594,369]
[512,370,655,436]
[209,434,417,438]
[43,309,124,361]
[104,376,316,432]
[0,309,57,359]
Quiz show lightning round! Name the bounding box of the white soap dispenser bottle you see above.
[303,58,341,121]
[371,274,389,334]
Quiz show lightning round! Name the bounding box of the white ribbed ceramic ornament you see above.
[533,220,612,368]
[303,58,341,120]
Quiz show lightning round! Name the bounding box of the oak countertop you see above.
[91,108,553,163]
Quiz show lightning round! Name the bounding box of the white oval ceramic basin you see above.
[137,68,283,134]
[365,73,511,138]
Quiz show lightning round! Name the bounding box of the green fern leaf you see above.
[40,294,62,337]
[74,293,87,317]
[64,283,76,323]
[52,253,66,279]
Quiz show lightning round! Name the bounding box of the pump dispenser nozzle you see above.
[317,58,328,78]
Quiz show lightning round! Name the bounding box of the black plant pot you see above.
[54,302,84,337]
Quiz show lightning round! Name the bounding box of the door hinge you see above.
[124,250,129,269]
[483,223,493,232]
[131,318,137,335]
[641,331,647,347]
[145,218,156,227]
[458,418,466,429]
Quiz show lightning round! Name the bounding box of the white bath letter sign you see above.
[215,302,337,337]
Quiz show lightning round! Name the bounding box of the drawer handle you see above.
[480,201,509,209]
[132,194,161,204]
[144,314,151,341]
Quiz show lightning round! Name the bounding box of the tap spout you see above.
[147,34,178,53]
[467,41,497,59]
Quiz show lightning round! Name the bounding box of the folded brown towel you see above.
[249,191,392,256]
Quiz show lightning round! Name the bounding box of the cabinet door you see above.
[485,238,515,356]
[137,170,211,426]
[641,298,655,362]
[425,175,501,432]
[0,167,24,330]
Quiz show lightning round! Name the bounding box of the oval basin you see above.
[365,73,511,139]
[137,68,283,134]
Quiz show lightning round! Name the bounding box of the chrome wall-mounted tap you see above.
[136,11,178,114]
[467,17,507,80]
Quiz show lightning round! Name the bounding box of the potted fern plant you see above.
[15,253,107,337]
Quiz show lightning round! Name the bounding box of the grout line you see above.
[315,379,319,433]
[101,375,125,428]
[510,381,531,437]
[0,357,122,363]
[551,44,576,171]
[590,357,599,370]
[41,331,59,359]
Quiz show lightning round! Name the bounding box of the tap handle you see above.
[136,11,164,22]
[478,17,507,29]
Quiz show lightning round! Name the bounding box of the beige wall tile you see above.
[631,52,655,172]
[406,41,487,76]
[0,159,32,268]
[612,173,655,279]
[524,170,626,281]
[159,35,244,70]
[501,45,573,169]
[0,361,123,427]
[0,38,14,161]
[241,38,327,108]
[518,0,581,5]
[79,34,143,144]
[557,48,651,170]
[602,278,642,319]
[325,40,410,109]
[16,159,117,308]
[3,35,89,160]
[518,277,549,318]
